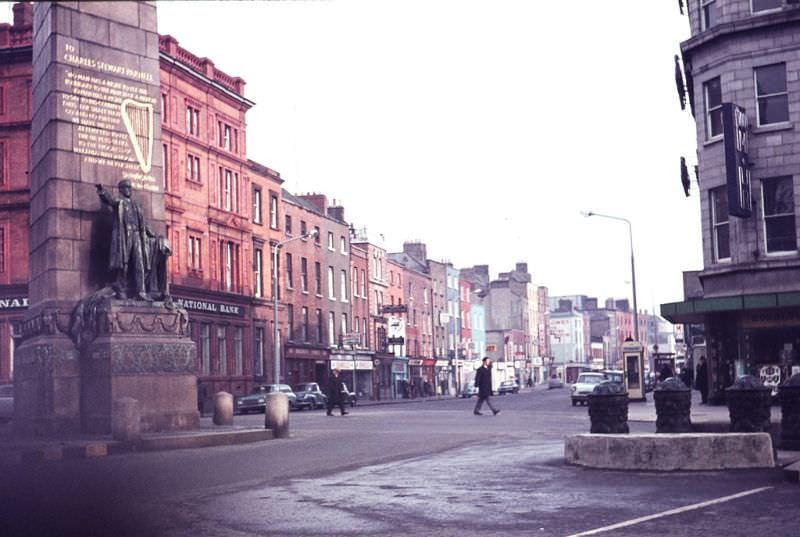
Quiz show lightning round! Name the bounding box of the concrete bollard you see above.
[213,391,234,426]
[654,377,692,433]
[112,397,141,443]
[726,375,772,433]
[265,392,289,438]
[587,381,629,434]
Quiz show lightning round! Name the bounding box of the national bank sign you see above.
[175,298,244,317]
[0,297,28,310]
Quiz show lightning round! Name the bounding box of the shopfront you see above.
[330,350,375,399]
[393,357,409,398]
[662,294,800,404]
[434,359,450,395]
[373,352,395,400]
[285,344,329,387]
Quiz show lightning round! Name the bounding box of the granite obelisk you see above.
[15,2,197,434]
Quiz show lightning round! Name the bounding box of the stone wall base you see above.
[82,331,198,433]
[565,432,775,471]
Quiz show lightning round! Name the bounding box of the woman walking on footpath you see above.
[474,357,500,416]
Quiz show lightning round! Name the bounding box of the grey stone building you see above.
[662,1,800,403]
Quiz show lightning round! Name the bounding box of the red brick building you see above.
[352,237,407,398]
[158,34,285,408]
[0,4,32,384]
[279,190,333,386]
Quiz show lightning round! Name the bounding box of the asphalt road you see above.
[1,388,797,537]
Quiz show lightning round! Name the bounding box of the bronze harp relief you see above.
[121,98,154,174]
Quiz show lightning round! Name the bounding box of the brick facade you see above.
[0,3,32,383]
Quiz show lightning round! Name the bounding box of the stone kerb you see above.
[564,433,775,471]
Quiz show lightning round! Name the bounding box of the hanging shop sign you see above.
[722,102,752,218]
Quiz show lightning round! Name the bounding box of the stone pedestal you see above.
[81,300,197,433]
[14,319,81,435]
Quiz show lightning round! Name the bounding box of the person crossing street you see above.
[326,368,349,416]
[473,357,500,416]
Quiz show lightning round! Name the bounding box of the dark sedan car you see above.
[293,382,328,410]
[497,380,520,395]
[237,384,298,414]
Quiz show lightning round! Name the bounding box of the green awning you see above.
[661,291,800,323]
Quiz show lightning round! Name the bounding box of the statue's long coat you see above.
[98,189,151,272]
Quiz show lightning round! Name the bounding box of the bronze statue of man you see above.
[96,180,154,301]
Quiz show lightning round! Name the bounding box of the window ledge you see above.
[703,136,723,148]
[752,122,793,135]
[764,249,798,258]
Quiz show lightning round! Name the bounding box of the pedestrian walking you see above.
[473,357,500,416]
[326,368,348,416]
[695,356,709,404]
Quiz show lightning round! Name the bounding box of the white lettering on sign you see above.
[175,298,243,317]
[0,297,28,309]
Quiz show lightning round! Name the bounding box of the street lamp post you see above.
[582,211,639,342]
[272,229,317,384]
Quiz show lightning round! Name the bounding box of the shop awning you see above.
[661,291,800,323]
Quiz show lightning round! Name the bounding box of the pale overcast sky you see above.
[4,1,702,313]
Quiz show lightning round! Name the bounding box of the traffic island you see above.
[564,432,775,471]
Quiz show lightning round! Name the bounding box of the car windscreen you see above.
[293,384,310,392]
[577,375,603,384]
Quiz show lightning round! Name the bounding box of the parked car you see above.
[340,384,357,407]
[461,384,479,398]
[237,384,298,414]
[570,372,606,406]
[293,382,327,410]
[547,376,564,389]
[0,384,13,423]
[497,380,520,395]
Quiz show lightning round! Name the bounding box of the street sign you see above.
[387,337,405,345]
[381,304,408,314]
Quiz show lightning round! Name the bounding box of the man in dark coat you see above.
[695,356,709,404]
[326,368,348,416]
[473,357,500,416]
[96,180,154,301]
